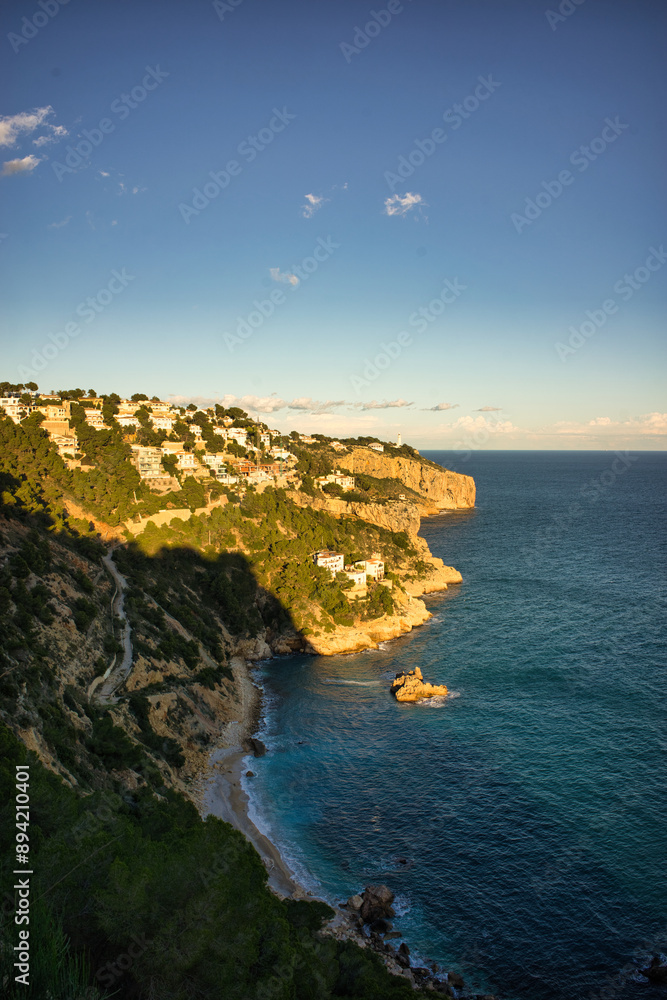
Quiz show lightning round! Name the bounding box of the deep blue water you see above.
[247,452,667,999]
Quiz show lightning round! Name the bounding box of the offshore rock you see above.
[359,885,396,924]
[391,666,448,702]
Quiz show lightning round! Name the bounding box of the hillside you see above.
[0,389,476,999]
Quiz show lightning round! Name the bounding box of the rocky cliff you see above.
[337,448,475,511]
[288,492,422,536]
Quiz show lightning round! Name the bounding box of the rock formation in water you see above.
[390,666,448,702]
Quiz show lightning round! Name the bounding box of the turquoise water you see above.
[247,452,667,999]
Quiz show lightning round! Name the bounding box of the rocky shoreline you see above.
[188,502,472,993]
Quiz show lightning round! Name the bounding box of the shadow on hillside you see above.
[0,473,304,665]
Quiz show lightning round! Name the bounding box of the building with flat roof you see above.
[356,559,385,581]
[131,446,164,479]
[313,550,344,576]
[343,566,366,588]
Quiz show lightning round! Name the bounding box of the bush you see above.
[72,597,97,632]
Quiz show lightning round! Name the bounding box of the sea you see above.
[245,451,667,1000]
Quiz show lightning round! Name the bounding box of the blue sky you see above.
[1,0,665,448]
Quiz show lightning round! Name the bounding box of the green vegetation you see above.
[0,724,417,999]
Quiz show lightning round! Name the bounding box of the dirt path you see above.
[91,548,133,701]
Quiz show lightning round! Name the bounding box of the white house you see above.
[227,427,249,445]
[344,566,366,588]
[0,398,30,423]
[356,559,384,581]
[52,433,78,457]
[368,442,384,453]
[150,415,174,432]
[315,473,355,491]
[176,452,197,471]
[313,550,344,577]
[116,414,140,428]
[84,409,107,429]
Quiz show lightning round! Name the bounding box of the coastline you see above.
[193,561,460,894]
[201,743,311,899]
[193,646,467,994]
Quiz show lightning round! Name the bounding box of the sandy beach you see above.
[201,741,313,900]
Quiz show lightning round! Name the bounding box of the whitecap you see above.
[416,691,460,707]
[322,678,380,687]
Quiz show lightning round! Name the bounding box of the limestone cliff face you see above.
[287,492,421,536]
[304,597,432,656]
[336,449,475,510]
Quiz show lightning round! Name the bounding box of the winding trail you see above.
[89,547,133,702]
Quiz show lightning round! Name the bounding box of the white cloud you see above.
[0,106,66,148]
[269,267,299,286]
[33,125,67,147]
[475,405,502,412]
[301,192,327,218]
[451,415,518,434]
[354,399,414,411]
[48,216,72,229]
[288,397,346,414]
[1,155,41,177]
[169,393,349,416]
[383,192,424,217]
[553,413,667,438]
[423,402,459,411]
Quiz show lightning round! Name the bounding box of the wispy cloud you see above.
[170,393,349,416]
[1,155,41,177]
[0,106,67,148]
[383,192,425,217]
[353,399,414,411]
[423,402,459,411]
[475,405,502,412]
[33,126,68,147]
[269,267,299,286]
[48,215,72,229]
[302,192,327,218]
[288,397,346,414]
